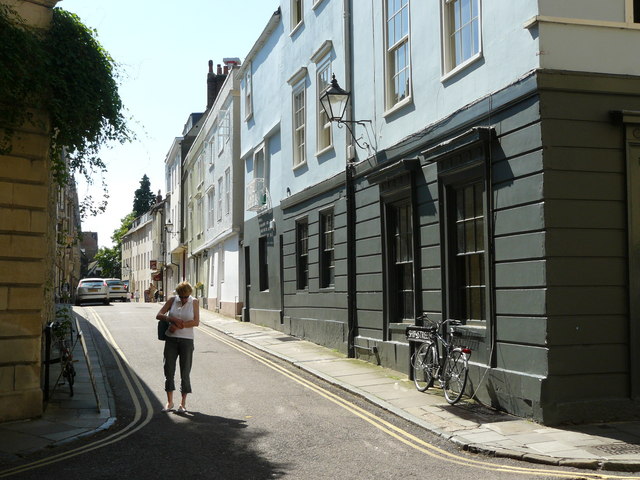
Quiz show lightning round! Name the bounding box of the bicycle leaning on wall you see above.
[49,312,76,397]
[407,314,472,405]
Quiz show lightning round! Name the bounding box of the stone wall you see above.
[0,0,58,423]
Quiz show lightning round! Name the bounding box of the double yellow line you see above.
[198,325,640,480]
[0,308,154,478]
[2,310,637,479]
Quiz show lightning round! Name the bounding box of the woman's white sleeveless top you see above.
[165,295,195,340]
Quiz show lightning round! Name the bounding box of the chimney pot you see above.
[223,66,229,75]
[217,64,222,75]
[208,60,213,73]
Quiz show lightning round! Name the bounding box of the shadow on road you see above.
[74,309,290,479]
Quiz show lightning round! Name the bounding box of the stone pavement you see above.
[2,305,640,473]
[0,311,115,464]
[197,310,640,473]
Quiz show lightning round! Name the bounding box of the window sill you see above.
[388,322,412,334]
[290,21,304,37]
[312,0,326,10]
[292,160,307,172]
[454,324,486,338]
[315,145,333,157]
[245,111,253,122]
[440,52,483,83]
[383,95,413,119]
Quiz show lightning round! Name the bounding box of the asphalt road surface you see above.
[2,303,636,480]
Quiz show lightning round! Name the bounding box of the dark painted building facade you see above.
[240,1,640,425]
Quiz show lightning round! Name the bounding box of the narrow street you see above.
[2,303,631,479]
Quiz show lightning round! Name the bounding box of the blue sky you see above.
[59,0,279,248]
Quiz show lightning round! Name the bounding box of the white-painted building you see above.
[239,1,351,328]
[163,137,184,293]
[121,212,153,301]
[184,60,244,315]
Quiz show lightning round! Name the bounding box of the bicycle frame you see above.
[407,315,472,404]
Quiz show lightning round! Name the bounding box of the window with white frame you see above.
[292,83,306,167]
[244,68,253,119]
[217,177,223,221]
[385,0,411,109]
[225,167,230,215]
[207,189,215,229]
[291,0,303,31]
[254,144,267,181]
[320,209,335,288]
[296,218,309,290]
[219,249,225,283]
[198,153,204,186]
[207,132,215,165]
[442,0,481,74]
[217,109,230,154]
[197,196,203,235]
[316,59,332,153]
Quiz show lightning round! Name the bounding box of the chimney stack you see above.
[207,58,241,111]
[208,62,225,110]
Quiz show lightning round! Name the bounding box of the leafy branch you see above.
[0,6,132,217]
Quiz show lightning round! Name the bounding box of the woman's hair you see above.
[175,282,193,297]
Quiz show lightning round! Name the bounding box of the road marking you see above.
[0,308,153,478]
[198,325,640,480]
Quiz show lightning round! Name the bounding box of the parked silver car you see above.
[75,278,110,306]
[104,278,128,302]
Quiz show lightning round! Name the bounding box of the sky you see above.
[59,0,280,248]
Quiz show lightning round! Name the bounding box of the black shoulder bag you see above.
[157,297,174,341]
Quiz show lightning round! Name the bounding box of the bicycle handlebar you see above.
[417,313,463,329]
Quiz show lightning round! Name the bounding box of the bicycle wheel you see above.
[63,363,75,396]
[443,348,468,404]
[412,341,437,392]
[61,347,76,396]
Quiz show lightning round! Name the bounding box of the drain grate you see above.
[592,443,640,455]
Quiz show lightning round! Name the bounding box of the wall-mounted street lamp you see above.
[319,74,367,359]
[164,220,179,237]
[319,74,374,153]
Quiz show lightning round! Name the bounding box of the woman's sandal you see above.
[162,403,174,412]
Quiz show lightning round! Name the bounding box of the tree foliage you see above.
[133,174,156,217]
[112,212,135,246]
[0,6,132,217]
[93,246,121,279]
[92,212,135,278]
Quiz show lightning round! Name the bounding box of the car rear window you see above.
[81,281,104,287]
[106,280,124,286]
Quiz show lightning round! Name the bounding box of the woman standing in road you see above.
[155,281,200,413]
